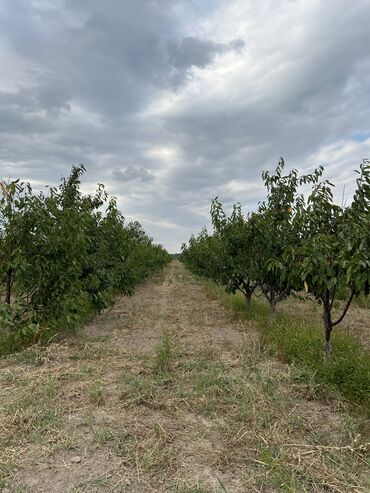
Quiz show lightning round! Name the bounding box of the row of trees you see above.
[181,159,369,355]
[0,165,170,351]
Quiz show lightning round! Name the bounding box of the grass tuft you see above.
[153,330,173,374]
[88,381,105,405]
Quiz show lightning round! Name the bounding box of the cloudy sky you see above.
[0,0,369,252]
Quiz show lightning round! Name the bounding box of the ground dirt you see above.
[0,261,369,492]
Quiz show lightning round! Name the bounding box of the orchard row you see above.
[0,165,170,352]
[181,158,369,354]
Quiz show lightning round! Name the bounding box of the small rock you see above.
[2,488,11,493]
[70,455,82,464]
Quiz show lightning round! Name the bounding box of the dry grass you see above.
[0,261,369,492]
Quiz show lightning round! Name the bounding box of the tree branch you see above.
[237,286,247,297]
[260,284,270,302]
[332,289,355,327]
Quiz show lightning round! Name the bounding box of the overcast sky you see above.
[0,0,369,252]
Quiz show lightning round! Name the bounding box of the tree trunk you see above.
[5,268,12,304]
[322,292,332,357]
[244,291,252,308]
[269,297,276,321]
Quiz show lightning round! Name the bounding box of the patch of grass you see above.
[153,330,173,374]
[73,363,104,381]
[68,340,115,361]
[0,460,16,489]
[119,371,168,407]
[111,429,135,464]
[4,377,59,441]
[79,413,97,429]
[92,428,114,447]
[251,446,332,493]
[88,381,105,404]
[289,365,329,401]
[172,343,297,422]
[0,375,61,487]
[180,347,222,372]
[353,293,369,309]
[0,368,27,386]
[101,423,174,475]
[255,447,309,492]
[14,487,33,493]
[70,477,113,492]
[202,281,370,411]
[253,441,369,492]
[194,367,233,396]
[264,318,370,409]
[174,478,230,493]
[7,347,44,366]
[177,353,230,393]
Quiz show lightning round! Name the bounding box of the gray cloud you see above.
[168,36,244,70]
[166,36,245,88]
[112,166,154,182]
[0,0,369,252]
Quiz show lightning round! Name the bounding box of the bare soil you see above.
[0,261,369,492]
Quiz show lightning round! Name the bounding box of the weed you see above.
[111,429,135,464]
[153,330,173,374]
[88,381,104,404]
[256,447,303,492]
[92,428,114,447]
[120,371,165,407]
[70,477,113,492]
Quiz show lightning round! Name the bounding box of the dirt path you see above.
[0,261,368,492]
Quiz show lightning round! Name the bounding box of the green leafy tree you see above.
[0,179,33,304]
[0,165,170,353]
[183,158,323,318]
[181,227,225,283]
[248,159,322,318]
[210,199,258,306]
[298,160,370,355]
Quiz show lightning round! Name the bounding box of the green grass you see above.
[4,377,59,441]
[69,477,113,493]
[354,293,369,309]
[153,330,173,374]
[119,370,170,408]
[202,281,370,412]
[88,381,105,404]
[111,428,136,464]
[264,318,370,406]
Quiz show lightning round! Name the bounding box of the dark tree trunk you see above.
[244,291,252,308]
[323,306,332,356]
[5,268,12,304]
[269,296,276,321]
[322,290,332,357]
